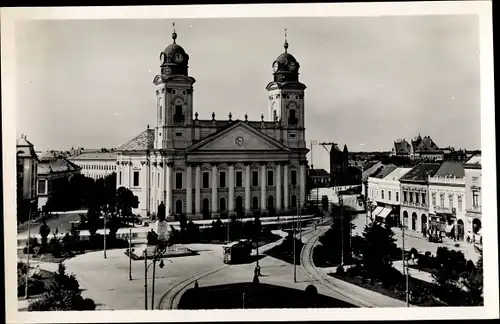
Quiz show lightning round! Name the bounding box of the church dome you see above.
[272,30,300,82]
[159,23,190,76]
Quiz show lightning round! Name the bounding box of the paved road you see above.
[300,226,408,308]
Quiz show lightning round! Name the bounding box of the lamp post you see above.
[103,204,110,259]
[401,218,409,307]
[339,195,344,266]
[126,228,133,281]
[292,185,297,283]
[143,241,169,310]
[25,211,33,299]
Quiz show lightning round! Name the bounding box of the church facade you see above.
[116,28,309,220]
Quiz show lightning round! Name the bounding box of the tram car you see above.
[222,239,252,264]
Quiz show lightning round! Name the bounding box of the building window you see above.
[236,171,243,187]
[267,170,274,186]
[422,193,426,205]
[175,172,183,189]
[381,190,384,200]
[291,170,297,186]
[133,171,140,187]
[219,171,226,188]
[403,191,407,203]
[174,105,184,123]
[415,192,419,204]
[409,192,413,203]
[472,191,479,207]
[472,176,479,182]
[175,132,183,137]
[458,195,463,211]
[388,191,392,201]
[396,192,399,202]
[432,193,436,206]
[449,194,454,208]
[202,172,210,188]
[252,171,259,187]
[158,173,160,187]
[289,133,296,138]
[219,197,226,212]
[38,180,46,195]
[288,110,298,126]
[440,194,445,207]
[119,171,122,185]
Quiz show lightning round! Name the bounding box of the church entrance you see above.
[175,199,183,215]
[202,198,210,219]
[235,196,244,218]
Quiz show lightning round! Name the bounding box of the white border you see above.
[2,1,497,323]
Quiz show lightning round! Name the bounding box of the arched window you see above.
[219,197,226,212]
[252,197,259,210]
[175,199,183,214]
[288,110,297,125]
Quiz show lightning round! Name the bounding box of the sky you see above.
[14,15,481,171]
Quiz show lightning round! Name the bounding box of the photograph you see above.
[2,1,497,323]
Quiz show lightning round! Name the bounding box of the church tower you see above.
[153,23,196,150]
[266,30,307,149]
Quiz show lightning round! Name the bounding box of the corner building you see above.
[116,29,309,220]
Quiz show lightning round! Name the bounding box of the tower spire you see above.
[172,21,177,44]
[284,28,288,53]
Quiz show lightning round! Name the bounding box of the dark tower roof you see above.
[160,22,190,76]
[272,29,300,82]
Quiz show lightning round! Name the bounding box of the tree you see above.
[431,247,468,304]
[85,206,100,238]
[179,213,188,234]
[315,211,356,265]
[360,221,397,280]
[462,252,483,306]
[186,221,199,243]
[39,220,51,248]
[116,187,139,217]
[28,263,96,311]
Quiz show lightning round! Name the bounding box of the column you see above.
[260,163,266,211]
[186,164,193,215]
[211,164,218,214]
[160,158,165,208]
[283,164,289,210]
[276,163,282,211]
[165,162,172,217]
[228,163,235,215]
[195,165,201,215]
[299,163,306,208]
[244,163,251,212]
[145,159,150,214]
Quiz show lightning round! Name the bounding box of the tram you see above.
[222,239,252,264]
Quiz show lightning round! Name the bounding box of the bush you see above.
[336,265,345,275]
[50,236,63,257]
[18,277,46,297]
[147,230,158,246]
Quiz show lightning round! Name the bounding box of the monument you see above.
[155,202,169,241]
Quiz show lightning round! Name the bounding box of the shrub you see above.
[147,230,158,246]
[50,236,63,257]
[336,265,345,275]
[18,277,46,297]
[409,248,419,260]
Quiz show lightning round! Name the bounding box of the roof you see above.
[70,151,118,161]
[38,157,81,175]
[117,128,155,151]
[309,169,330,177]
[371,164,397,179]
[432,161,464,178]
[383,167,412,181]
[394,139,411,154]
[413,135,442,153]
[399,163,441,182]
[17,136,38,158]
[362,161,383,182]
[465,154,481,165]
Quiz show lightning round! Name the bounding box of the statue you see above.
[155,202,168,241]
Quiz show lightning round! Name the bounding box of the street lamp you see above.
[339,195,344,266]
[25,211,33,299]
[143,241,170,310]
[103,204,109,259]
[401,217,409,307]
[125,228,134,281]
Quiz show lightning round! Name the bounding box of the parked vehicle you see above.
[222,239,252,264]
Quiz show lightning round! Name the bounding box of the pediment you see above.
[187,121,290,152]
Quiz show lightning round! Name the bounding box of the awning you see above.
[445,224,454,233]
[372,206,384,217]
[377,207,392,219]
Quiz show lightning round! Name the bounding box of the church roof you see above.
[117,128,155,152]
[394,139,411,154]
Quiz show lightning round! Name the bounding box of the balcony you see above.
[174,114,185,124]
[466,205,481,214]
[433,205,456,214]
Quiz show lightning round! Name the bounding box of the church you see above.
[116,26,309,220]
